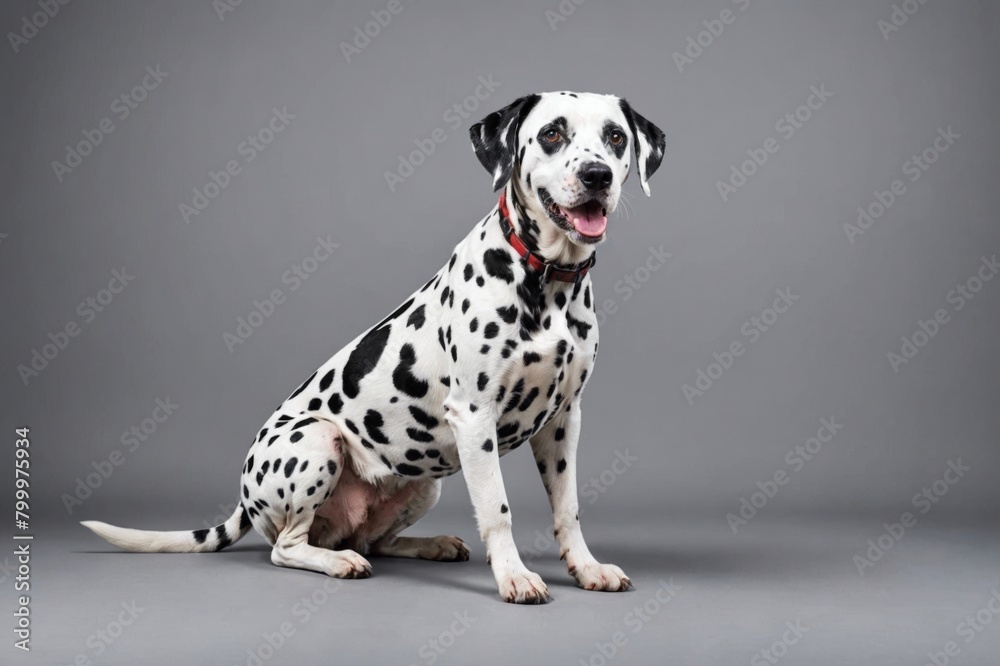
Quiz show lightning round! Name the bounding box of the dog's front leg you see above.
[444,393,549,604]
[532,403,631,592]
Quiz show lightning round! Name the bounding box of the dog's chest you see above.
[493,294,596,451]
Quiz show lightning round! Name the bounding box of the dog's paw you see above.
[329,550,373,579]
[498,569,550,604]
[570,561,631,592]
[431,535,470,562]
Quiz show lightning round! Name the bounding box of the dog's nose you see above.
[578,162,613,191]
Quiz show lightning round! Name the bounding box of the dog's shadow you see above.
[75,538,845,600]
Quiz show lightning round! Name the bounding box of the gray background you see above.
[2,0,998,664]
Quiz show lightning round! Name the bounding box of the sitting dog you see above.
[83,91,665,604]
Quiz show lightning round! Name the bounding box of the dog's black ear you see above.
[470,94,541,191]
[619,99,666,196]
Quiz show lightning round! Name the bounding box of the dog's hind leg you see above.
[245,417,372,578]
[367,479,470,562]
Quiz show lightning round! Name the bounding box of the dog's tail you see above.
[81,503,252,553]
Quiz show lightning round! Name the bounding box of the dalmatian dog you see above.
[83,91,665,604]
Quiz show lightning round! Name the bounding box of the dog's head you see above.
[470,91,665,250]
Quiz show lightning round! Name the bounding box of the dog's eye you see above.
[609,130,625,146]
[543,129,562,143]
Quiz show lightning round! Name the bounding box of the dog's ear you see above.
[619,99,666,196]
[470,94,541,191]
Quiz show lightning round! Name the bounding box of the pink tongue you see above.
[565,202,607,237]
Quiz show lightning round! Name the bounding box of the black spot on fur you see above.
[518,387,539,411]
[497,422,519,438]
[193,528,209,544]
[408,405,439,429]
[364,409,389,444]
[555,427,565,441]
[406,427,434,442]
[500,504,509,514]
[319,368,336,392]
[289,431,303,443]
[342,325,391,399]
[396,463,423,476]
[567,314,592,340]
[327,393,343,414]
[215,525,231,551]
[496,305,518,324]
[293,417,317,430]
[284,457,298,478]
[406,304,427,330]
[477,372,489,391]
[484,322,500,339]
[464,264,474,281]
[372,297,415,331]
[345,419,359,435]
[308,398,322,411]
[523,351,541,366]
[503,378,525,413]
[557,458,567,473]
[483,249,515,283]
[393,343,428,398]
[537,460,547,475]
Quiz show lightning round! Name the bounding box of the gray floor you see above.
[16,512,1000,665]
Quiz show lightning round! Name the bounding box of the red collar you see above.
[498,191,596,284]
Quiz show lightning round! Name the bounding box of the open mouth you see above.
[539,189,608,240]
